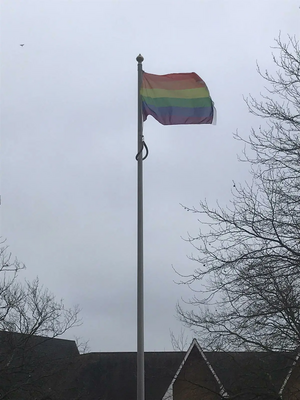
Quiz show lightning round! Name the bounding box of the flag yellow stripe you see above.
[140,87,210,99]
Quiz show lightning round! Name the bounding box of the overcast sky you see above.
[0,0,299,352]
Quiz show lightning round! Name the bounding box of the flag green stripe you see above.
[142,96,212,108]
[140,87,210,99]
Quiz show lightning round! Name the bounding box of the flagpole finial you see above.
[136,54,144,63]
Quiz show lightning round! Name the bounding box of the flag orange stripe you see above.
[142,72,206,90]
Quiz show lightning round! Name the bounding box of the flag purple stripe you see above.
[142,103,213,125]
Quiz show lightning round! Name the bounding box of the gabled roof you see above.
[162,338,228,399]
[162,338,297,400]
[279,351,300,396]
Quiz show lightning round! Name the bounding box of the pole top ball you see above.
[136,54,144,63]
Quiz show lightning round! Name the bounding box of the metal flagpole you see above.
[136,53,145,400]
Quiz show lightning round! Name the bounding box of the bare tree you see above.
[0,244,26,330]
[0,244,82,399]
[0,243,81,338]
[170,328,189,351]
[177,35,300,356]
[1,277,80,337]
[74,335,90,354]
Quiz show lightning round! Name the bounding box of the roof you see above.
[0,330,79,361]
[0,331,79,400]
[206,351,294,399]
[49,351,185,400]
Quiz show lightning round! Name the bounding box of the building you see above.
[0,331,299,399]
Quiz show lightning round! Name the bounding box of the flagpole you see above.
[136,53,144,400]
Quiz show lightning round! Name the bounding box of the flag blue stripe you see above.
[142,103,214,125]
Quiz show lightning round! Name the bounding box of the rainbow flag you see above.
[141,72,214,125]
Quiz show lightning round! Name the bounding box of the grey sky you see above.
[0,0,299,351]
